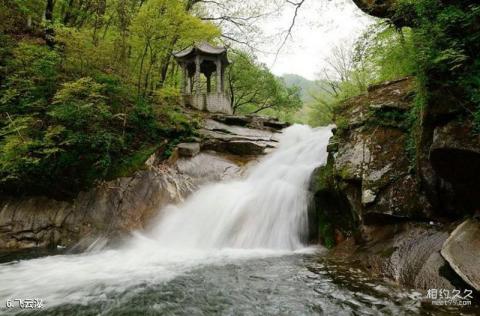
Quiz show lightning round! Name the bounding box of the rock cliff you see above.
[309,77,480,293]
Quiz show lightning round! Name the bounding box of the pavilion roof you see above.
[173,42,227,58]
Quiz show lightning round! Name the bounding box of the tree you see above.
[307,22,416,126]
[187,0,275,51]
[0,0,217,197]
[227,51,302,115]
[129,0,219,95]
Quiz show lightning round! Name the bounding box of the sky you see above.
[257,0,376,80]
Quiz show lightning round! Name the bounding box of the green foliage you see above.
[0,70,196,197]
[0,0,220,197]
[306,88,336,127]
[1,43,60,114]
[107,145,159,179]
[354,25,416,83]
[404,86,425,167]
[319,216,335,249]
[227,51,302,119]
[396,0,480,131]
[368,108,411,130]
[307,22,416,127]
[0,0,45,34]
[473,110,480,134]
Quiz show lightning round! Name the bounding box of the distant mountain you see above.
[281,74,316,102]
[280,74,333,103]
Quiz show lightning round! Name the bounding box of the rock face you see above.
[351,0,397,18]
[0,169,191,249]
[441,219,480,291]
[310,77,478,291]
[351,0,411,27]
[312,78,430,231]
[0,114,285,250]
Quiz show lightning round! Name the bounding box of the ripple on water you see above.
[2,252,478,316]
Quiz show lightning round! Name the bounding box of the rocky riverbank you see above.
[309,77,480,293]
[0,115,285,250]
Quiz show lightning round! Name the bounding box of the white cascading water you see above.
[0,124,332,309]
[148,124,332,250]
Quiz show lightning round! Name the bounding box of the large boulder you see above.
[209,114,289,131]
[0,168,193,249]
[441,219,480,291]
[329,223,466,290]
[176,142,201,157]
[199,119,279,156]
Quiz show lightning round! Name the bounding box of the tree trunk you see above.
[45,0,55,48]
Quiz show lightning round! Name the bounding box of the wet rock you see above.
[328,77,429,222]
[441,219,480,291]
[261,119,289,130]
[0,158,240,250]
[308,160,358,246]
[202,140,268,156]
[176,143,200,157]
[175,153,242,184]
[331,223,463,290]
[336,77,414,129]
[386,227,450,287]
[364,174,427,222]
[203,119,277,141]
[414,252,458,290]
[332,131,370,181]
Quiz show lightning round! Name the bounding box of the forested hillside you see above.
[0,0,300,198]
[0,0,219,197]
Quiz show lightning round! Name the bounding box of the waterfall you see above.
[0,124,332,309]
[147,124,332,250]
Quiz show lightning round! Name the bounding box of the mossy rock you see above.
[309,157,358,247]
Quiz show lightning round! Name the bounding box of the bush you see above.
[395,0,480,131]
[0,42,60,114]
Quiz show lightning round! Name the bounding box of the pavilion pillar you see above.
[181,63,187,94]
[206,74,211,93]
[194,55,201,94]
[216,59,222,93]
[221,65,225,93]
[186,73,192,94]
